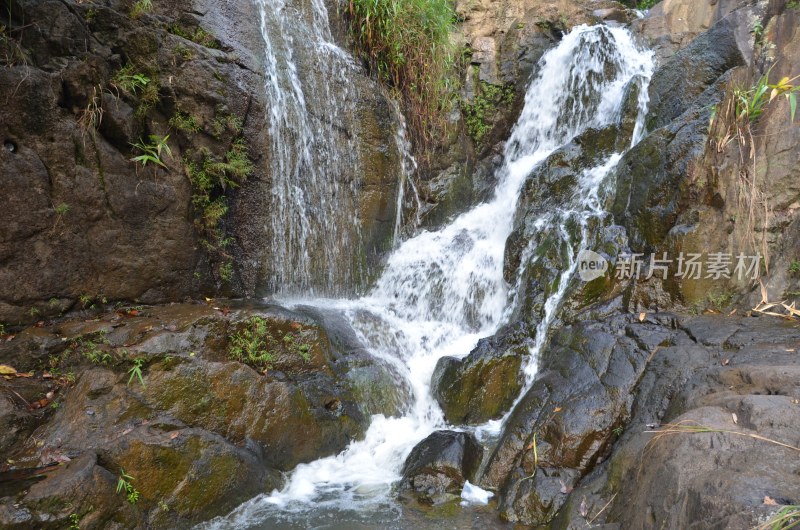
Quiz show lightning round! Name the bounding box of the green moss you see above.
[464,81,515,146]
[183,117,253,282]
[168,23,220,49]
[169,111,201,134]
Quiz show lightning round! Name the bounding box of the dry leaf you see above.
[722,358,730,366]
[0,365,17,375]
[560,480,573,494]
[15,372,34,378]
[638,312,646,322]
[728,308,737,316]
[732,413,738,425]
[554,407,562,413]
[169,431,180,440]
[580,497,589,518]
[764,496,779,506]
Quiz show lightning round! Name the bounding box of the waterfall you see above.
[257,0,364,296]
[204,23,654,528]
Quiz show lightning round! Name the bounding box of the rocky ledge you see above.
[0,301,402,529]
[402,312,800,528]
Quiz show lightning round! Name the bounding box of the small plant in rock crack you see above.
[116,469,140,504]
[228,316,274,369]
[131,134,172,169]
[130,0,153,17]
[112,65,151,95]
[68,513,81,530]
[789,259,800,275]
[734,67,800,124]
[757,504,800,529]
[127,358,145,386]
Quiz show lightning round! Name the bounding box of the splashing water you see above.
[203,24,654,528]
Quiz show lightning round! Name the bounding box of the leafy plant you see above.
[228,316,274,369]
[789,260,800,275]
[734,67,800,123]
[131,134,172,168]
[758,505,800,530]
[636,0,660,9]
[54,203,70,215]
[68,513,81,530]
[297,344,311,362]
[184,136,252,273]
[344,0,461,150]
[127,358,145,386]
[464,81,515,146]
[751,20,764,43]
[218,261,233,282]
[112,65,151,95]
[116,469,140,504]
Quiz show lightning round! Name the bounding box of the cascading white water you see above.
[257,0,365,295]
[204,24,654,528]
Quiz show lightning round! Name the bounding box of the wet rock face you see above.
[0,302,398,528]
[0,0,404,321]
[551,315,800,530]
[480,314,672,524]
[504,124,627,328]
[431,323,531,425]
[399,430,484,505]
[644,17,746,131]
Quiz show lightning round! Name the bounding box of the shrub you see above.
[344,0,461,149]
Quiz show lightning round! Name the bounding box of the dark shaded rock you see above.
[481,314,675,525]
[431,323,531,425]
[0,452,138,530]
[399,430,484,505]
[551,315,800,530]
[645,17,746,131]
[611,70,733,254]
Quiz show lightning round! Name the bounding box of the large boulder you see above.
[431,323,531,425]
[398,430,484,505]
[480,314,676,525]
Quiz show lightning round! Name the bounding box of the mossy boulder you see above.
[0,302,399,528]
[431,323,531,425]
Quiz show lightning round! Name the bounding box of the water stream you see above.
[203,19,654,530]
